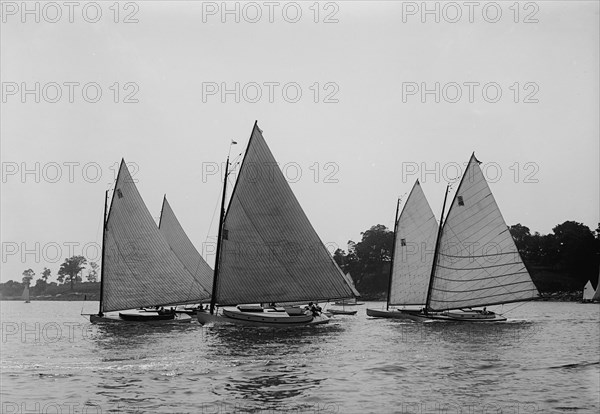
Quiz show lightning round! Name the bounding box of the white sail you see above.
[343,272,361,297]
[593,285,600,302]
[22,285,30,302]
[102,160,211,312]
[583,280,595,301]
[159,197,213,295]
[389,180,439,306]
[591,270,600,301]
[214,123,355,305]
[428,154,539,311]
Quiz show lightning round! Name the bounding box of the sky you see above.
[1,1,599,283]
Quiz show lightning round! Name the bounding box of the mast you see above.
[158,195,167,229]
[98,189,109,316]
[209,156,230,315]
[424,183,450,313]
[385,197,401,310]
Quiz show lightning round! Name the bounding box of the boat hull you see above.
[404,309,507,323]
[89,311,192,324]
[333,301,364,306]
[328,309,357,315]
[197,307,329,327]
[366,308,416,319]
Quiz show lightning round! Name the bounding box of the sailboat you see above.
[329,273,361,315]
[582,280,595,302]
[158,196,213,314]
[386,154,539,322]
[366,180,438,319]
[333,273,364,307]
[593,276,600,302]
[22,285,30,303]
[89,160,211,323]
[582,269,600,303]
[197,122,356,327]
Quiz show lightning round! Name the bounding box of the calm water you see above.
[1,301,599,413]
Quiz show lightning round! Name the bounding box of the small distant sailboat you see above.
[375,154,540,322]
[197,122,356,327]
[366,180,438,319]
[329,273,361,315]
[22,285,30,303]
[89,160,211,323]
[582,280,595,302]
[593,280,600,303]
[333,273,364,307]
[582,269,600,303]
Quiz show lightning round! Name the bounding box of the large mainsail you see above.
[159,196,213,295]
[388,180,439,306]
[214,123,354,305]
[102,160,211,312]
[427,154,539,311]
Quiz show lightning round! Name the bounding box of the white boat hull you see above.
[89,310,192,324]
[197,306,330,327]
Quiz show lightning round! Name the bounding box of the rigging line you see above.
[205,152,241,252]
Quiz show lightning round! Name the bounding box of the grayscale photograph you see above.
[1,1,599,413]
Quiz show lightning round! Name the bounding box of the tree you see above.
[41,267,51,282]
[22,269,35,287]
[58,256,87,291]
[333,249,346,270]
[340,225,393,294]
[33,278,47,295]
[86,262,99,282]
[509,223,531,253]
[551,221,599,285]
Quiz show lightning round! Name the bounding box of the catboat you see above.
[197,122,356,327]
[22,285,30,303]
[582,280,595,303]
[582,271,600,303]
[333,273,363,307]
[88,160,211,324]
[369,154,540,323]
[367,180,438,320]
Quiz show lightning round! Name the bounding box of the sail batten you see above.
[388,180,439,306]
[159,197,213,295]
[102,161,211,312]
[427,154,539,311]
[215,124,354,305]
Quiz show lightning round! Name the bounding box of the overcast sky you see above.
[1,1,598,283]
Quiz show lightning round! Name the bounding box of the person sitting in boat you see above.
[309,303,321,316]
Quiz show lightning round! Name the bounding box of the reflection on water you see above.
[1,301,599,413]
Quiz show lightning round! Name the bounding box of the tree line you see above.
[0,256,98,298]
[333,220,600,297]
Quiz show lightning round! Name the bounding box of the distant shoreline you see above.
[0,293,586,303]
